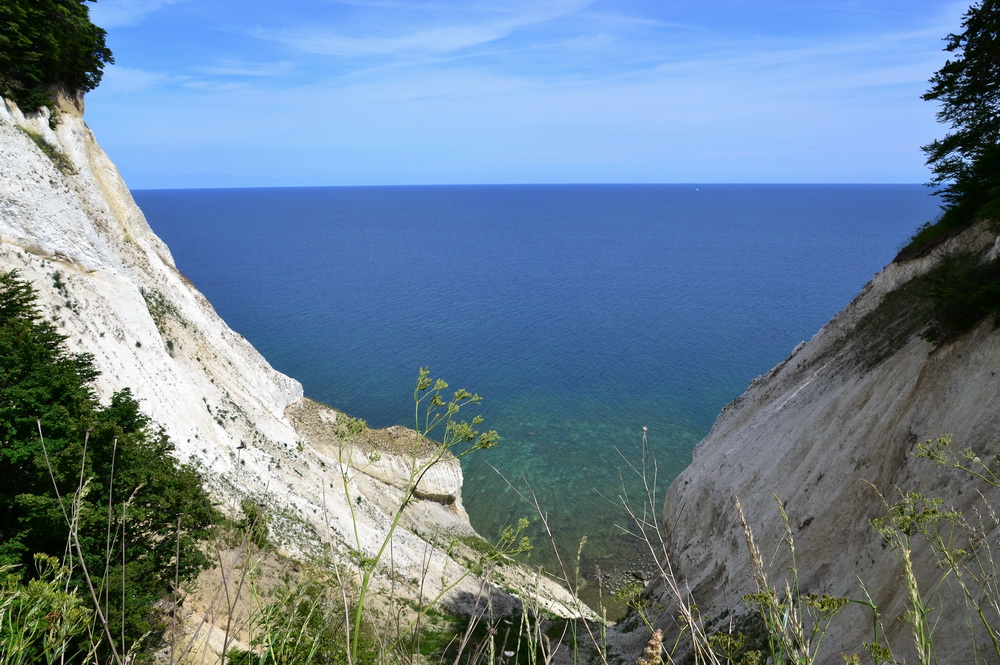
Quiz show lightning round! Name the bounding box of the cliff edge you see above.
[0,95,589,649]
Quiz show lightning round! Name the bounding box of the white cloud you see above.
[182,80,248,92]
[574,11,702,31]
[197,61,294,77]
[562,33,616,50]
[96,66,172,93]
[90,0,188,28]
[320,0,510,11]
[250,0,596,58]
[262,24,509,57]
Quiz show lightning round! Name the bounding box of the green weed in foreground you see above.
[225,574,378,665]
[334,366,532,663]
[0,555,93,665]
[737,496,849,665]
[712,435,1000,665]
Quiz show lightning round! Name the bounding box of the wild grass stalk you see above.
[736,495,848,665]
[37,424,126,665]
[490,469,611,665]
[605,428,721,665]
[334,367,510,663]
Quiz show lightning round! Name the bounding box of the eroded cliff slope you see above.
[626,219,1000,662]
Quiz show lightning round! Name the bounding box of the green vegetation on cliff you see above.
[900,0,1000,258]
[891,0,1000,345]
[0,0,113,111]
[0,271,215,660]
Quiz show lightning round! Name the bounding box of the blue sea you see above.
[134,184,940,591]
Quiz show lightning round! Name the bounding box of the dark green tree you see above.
[922,0,1000,228]
[0,271,216,659]
[0,0,113,111]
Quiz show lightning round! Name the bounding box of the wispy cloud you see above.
[196,61,294,77]
[96,66,173,93]
[561,33,617,50]
[90,0,189,28]
[320,0,512,12]
[809,4,941,17]
[182,80,249,92]
[258,24,509,57]
[250,0,597,59]
[574,11,702,31]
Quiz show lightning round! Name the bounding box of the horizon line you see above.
[131,181,937,192]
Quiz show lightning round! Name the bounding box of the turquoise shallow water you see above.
[134,183,940,587]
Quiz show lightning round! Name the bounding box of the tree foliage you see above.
[0,271,216,657]
[0,0,113,111]
[899,1,1000,337]
[917,1,1000,240]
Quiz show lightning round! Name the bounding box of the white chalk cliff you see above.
[623,218,1000,661]
[0,95,588,635]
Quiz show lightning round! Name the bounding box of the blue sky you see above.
[84,0,970,189]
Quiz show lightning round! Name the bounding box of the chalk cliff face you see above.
[0,96,586,626]
[630,220,1000,661]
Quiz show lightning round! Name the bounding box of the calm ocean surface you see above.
[134,184,940,586]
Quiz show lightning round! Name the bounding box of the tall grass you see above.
[713,436,1000,665]
[9,374,1000,665]
[736,495,848,665]
[1,370,588,664]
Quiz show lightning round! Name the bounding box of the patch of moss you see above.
[458,535,499,558]
[850,281,934,369]
[140,287,188,337]
[16,125,75,174]
[918,252,1000,343]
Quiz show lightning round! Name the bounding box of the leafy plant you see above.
[239,498,271,550]
[0,554,94,665]
[736,496,849,665]
[227,575,378,665]
[334,367,521,662]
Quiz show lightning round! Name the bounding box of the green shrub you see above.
[918,254,1000,342]
[239,498,270,550]
[0,270,216,659]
